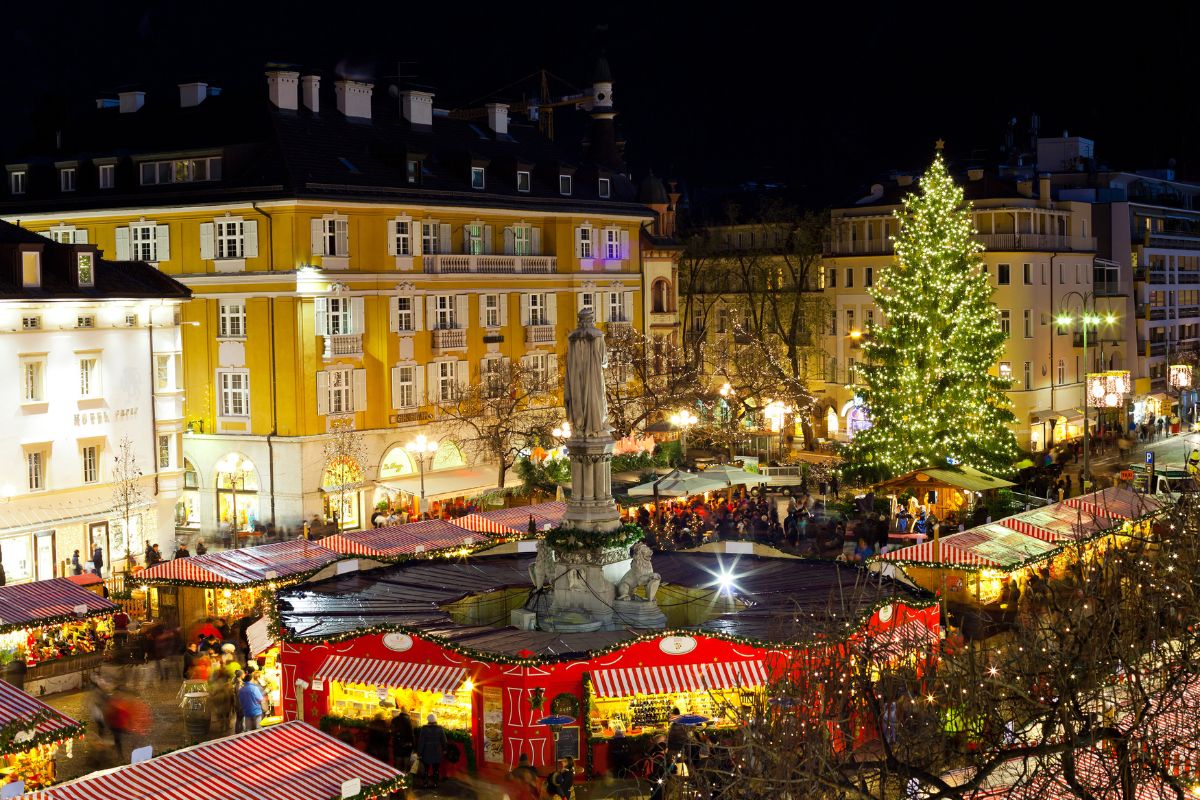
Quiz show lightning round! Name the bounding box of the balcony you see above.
[524,324,556,346]
[824,239,894,256]
[431,328,467,352]
[606,318,633,335]
[1139,339,1168,357]
[1146,231,1200,251]
[974,233,1096,252]
[425,254,556,274]
[323,333,363,359]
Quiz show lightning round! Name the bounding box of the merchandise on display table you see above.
[0,619,112,668]
[591,687,748,738]
[328,681,472,731]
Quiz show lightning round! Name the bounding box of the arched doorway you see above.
[651,278,673,313]
[215,453,259,533]
[432,439,466,471]
[322,456,364,531]
[176,458,201,530]
[841,398,872,439]
[375,445,418,523]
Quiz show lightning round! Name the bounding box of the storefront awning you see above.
[590,660,769,698]
[27,721,404,800]
[316,655,468,695]
[140,540,342,587]
[376,465,520,502]
[0,679,85,757]
[246,616,277,658]
[450,514,522,537]
[0,578,117,634]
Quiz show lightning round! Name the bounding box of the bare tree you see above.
[436,359,561,490]
[323,418,367,530]
[604,325,700,439]
[110,436,145,571]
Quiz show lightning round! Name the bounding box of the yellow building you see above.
[2,65,673,537]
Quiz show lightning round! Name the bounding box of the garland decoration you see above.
[0,710,85,757]
[544,522,644,553]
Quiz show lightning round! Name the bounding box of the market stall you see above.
[0,679,85,791]
[321,519,484,560]
[139,540,342,630]
[25,720,405,800]
[477,501,568,532]
[872,465,1015,527]
[0,578,118,695]
[245,616,284,726]
[1063,486,1165,522]
[999,502,1119,544]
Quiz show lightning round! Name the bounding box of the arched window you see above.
[651,278,672,313]
[215,453,259,532]
[379,445,415,479]
[432,439,466,470]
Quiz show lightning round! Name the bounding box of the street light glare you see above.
[1105,314,1117,325]
[1056,315,1073,327]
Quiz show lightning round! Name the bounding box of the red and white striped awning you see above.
[450,513,522,537]
[139,540,341,586]
[590,661,769,699]
[316,655,469,695]
[876,540,1001,568]
[868,619,939,660]
[27,720,402,800]
[480,501,567,532]
[1064,487,1164,521]
[0,578,117,633]
[0,679,83,756]
[322,520,479,559]
[1000,502,1113,543]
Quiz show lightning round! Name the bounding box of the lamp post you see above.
[221,455,254,536]
[405,434,439,513]
[1056,291,1118,490]
[669,410,698,465]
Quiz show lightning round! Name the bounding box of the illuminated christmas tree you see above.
[846,152,1019,479]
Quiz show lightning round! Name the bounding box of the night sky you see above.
[4,3,1199,206]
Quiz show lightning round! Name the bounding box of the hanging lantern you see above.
[1086,370,1131,408]
[1169,364,1192,390]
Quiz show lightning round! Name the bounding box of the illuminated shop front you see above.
[175,459,201,531]
[321,456,363,531]
[0,680,86,790]
[216,453,259,533]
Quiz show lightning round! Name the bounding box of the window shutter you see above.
[316,370,329,416]
[607,292,618,322]
[155,224,171,261]
[414,295,425,331]
[335,220,349,256]
[483,225,494,255]
[574,227,584,258]
[413,366,426,406]
[503,227,515,255]
[577,292,588,314]
[439,224,451,253]
[310,219,323,256]
[389,296,400,333]
[455,295,469,329]
[620,229,630,260]
[531,227,542,256]
[115,227,130,261]
[75,229,89,244]
[314,297,328,337]
[623,292,634,324]
[386,220,398,256]
[546,293,558,324]
[498,293,508,326]
[425,296,437,329]
[478,296,489,329]
[243,220,259,258]
[353,369,367,412]
[391,366,403,410]
[350,297,365,334]
[456,360,470,392]
[426,364,439,403]
[199,223,215,260]
[520,294,530,327]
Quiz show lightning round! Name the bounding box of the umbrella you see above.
[673,714,710,726]
[700,463,757,488]
[627,469,726,498]
[537,715,577,727]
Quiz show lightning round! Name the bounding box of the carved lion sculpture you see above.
[529,541,556,589]
[615,542,661,602]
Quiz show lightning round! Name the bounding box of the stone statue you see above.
[564,309,609,438]
[615,542,662,602]
[529,541,556,589]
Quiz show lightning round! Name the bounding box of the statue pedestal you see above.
[563,434,620,533]
[536,546,630,633]
[610,599,667,630]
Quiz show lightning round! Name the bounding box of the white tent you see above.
[627,469,727,498]
[699,463,759,488]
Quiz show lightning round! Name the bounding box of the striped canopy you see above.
[877,539,1001,569]
[28,721,403,800]
[867,619,940,660]
[1064,487,1164,521]
[139,540,341,587]
[0,578,117,634]
[479,501,567,532]
[449,513,523,537]
[0,679,84,756]
[316,655,468,695]
[1000,502,1114,543]
[878,524,1058,570]
[590,660,770,698]
[322,519,479,559]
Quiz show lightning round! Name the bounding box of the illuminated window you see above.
[27,451,44,491]
[516,170,531,193]
[77,253,95,287]
[999,362,1012,380]
[158,434,172,469]
[218,301,246,338]
[470,167,486,190]
[218,370,249,417]
[21,252,40,288]
[82,446,99,484]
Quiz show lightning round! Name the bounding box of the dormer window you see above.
[139,156,222,185]
[77,253,95,288]
[516,170,531,193]
[559,175,573,196]
[598,177,611,199]
[21,252,40,288]
[60,168,76,192]
[407,159,420,184]
[470,166,486,190]
[98,164,115,189]
[10,170,26,195]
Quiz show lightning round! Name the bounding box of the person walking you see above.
[416,713,448,789]
[70,550,83,576]
[91,545,104,577]
[237,673,266,731]
[231,670,246,733]
[391,707,416,768]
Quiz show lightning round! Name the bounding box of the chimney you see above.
[301,75,321,113]
[485,103,509,135]
[335,79,373,120]
[400,90,434,127]
[266,70,300,110]
[967,168,985,181]
[1039,174,1052,208]
[179,82,208,108]
[118,91,145,114]
[665,181,682,239]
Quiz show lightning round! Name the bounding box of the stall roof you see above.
[0,679,84,756]
[874,465,1016,493]
[28,721,402,800]
[1063,486,1165,521]
[322,519,483,559]
[139,540,341,587]
[877,523,1059,571]
[277,551,931,660]
[0,577,117,634]
[479,501,567,531]
[999,502,1118,543]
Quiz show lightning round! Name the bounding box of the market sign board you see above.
[659,635,698,655]
[383,632,414,652]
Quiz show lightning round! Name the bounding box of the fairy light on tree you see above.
[846,149,1019,480]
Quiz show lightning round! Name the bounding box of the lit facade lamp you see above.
[552,421,572,440]
[405,434,439,512]
[669,409,699,463]
[220,455,254,534]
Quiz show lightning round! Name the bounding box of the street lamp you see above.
[1169,364,1193,431]
[1056,291,1119,490]
[552,421,572,440]
[220,455,254,536]
[763,400,792,462]
[669,410,698,464]
[405,434,439,513]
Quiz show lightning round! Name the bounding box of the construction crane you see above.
[447,69,590,141]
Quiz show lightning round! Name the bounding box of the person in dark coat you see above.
[91,546,104,577]
[71,550,83,575]
[417,713,448,788]
[391,708,416,768]
[0,561,6,586]
[367,712,392,763]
